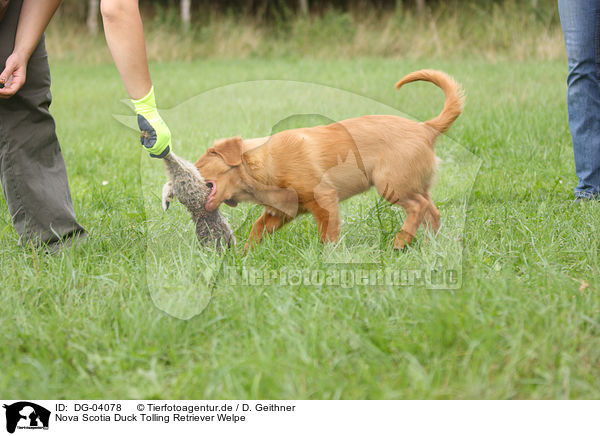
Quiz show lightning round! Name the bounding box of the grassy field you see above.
[1,57,599,399]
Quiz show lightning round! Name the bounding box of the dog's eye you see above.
[206,182,214,190]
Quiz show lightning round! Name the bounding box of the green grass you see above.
[1,57,599,399]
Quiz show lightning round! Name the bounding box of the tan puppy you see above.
[195,70,464,250]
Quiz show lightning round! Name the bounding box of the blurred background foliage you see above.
[56,0,559,22]
[48,0,563,61]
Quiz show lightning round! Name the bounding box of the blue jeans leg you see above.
[558,0,600,198]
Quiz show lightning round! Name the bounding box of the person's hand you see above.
[0,51,28,98]
[131,86,172,158]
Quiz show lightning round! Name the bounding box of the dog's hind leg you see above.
[374,176,431,249]
[394,194,430,249]
[422,196,440,234]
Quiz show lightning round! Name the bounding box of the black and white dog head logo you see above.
[3,402,50,434]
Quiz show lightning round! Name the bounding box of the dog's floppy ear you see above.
[208,136,243,167]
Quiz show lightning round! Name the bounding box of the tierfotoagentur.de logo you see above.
[2,402,50,434]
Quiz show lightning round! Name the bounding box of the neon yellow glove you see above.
[132,86,172,158]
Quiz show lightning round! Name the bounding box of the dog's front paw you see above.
[162,181,174,211]
[393,230,414,250]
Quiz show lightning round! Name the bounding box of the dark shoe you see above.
[573,192,600,203]
[45,231,88,254]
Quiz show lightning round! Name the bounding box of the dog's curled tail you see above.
[395,69,465,135]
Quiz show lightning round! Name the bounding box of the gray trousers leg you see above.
[0,0,85,244]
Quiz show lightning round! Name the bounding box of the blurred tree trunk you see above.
[299,0,309,16]
[181,0,191,30]
[415,0,425,14]
[86,0,99,35]
[256,0,268,21]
